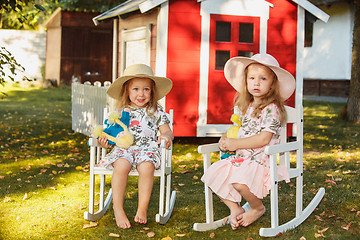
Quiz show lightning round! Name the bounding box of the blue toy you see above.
[92,109,134,149]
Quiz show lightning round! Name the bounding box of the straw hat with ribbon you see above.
[107,64,173,101]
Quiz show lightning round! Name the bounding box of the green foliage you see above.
[0,86,359,239]
[0,0,47,30]
[0,0,125,30]
[0,47,30,93]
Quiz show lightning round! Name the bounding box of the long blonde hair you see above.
[114,78,158,115]
[233,64,287,124]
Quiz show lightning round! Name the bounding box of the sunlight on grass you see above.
[1,87,359,239]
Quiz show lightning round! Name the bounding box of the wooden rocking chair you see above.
[84,109,176,224]
[193,105,325,237]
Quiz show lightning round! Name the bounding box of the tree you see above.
[347,0,360,123]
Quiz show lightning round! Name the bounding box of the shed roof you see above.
[93,0,329,25]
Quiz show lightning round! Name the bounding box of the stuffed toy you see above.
[220,114,242,159]
[92,109,134,149]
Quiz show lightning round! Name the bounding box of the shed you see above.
[45,8,113,85]
[92,0,329,137]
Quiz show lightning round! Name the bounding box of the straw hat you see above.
[224,53,296,101]
[107,64,173,101]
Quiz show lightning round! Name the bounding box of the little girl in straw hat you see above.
[201,53,296,230]
[98,64,174,229]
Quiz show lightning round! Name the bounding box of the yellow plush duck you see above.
[221,114,241,159]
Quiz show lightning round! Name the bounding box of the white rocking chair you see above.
[193,105,325,237]
[84,109,176,224]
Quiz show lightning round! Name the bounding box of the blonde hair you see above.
[114,78,158,115]
[233,64,287,124]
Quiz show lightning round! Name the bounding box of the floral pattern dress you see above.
[201,103,290,202]
[98,105,170,170]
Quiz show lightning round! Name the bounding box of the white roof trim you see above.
[291,0,329,22]
[139,0,167,13]
[92,0,146,26]
[93,0,329,25]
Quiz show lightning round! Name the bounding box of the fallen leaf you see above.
[209,233,215,238]
[350,208,357,212]
[318,227,329,234]
[299,237,306,240]
[341,222,353,231]
[314,233,322,238]
[83,222,98,229]
[59,234,68,238]
[22,193,28,200]
[176,233,186,237]
[161,236,172,240]
[0,175,4,179]
[109,233,120,238]
[143,227,150,230]
[315,215,324,221]
[147,231,155,238]
[328,214,336,218]
[181,170,190,174]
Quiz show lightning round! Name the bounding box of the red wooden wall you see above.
[166,0,202,136]
[166,0,298,136]
[267,0,297,107]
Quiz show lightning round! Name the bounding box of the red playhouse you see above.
[93,0,328,137]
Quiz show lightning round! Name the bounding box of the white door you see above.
[120,25,151,73]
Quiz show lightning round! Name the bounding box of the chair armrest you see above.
[160,139,166,148]
[88,137,101,147]
[198,143,220,154]
[265,141,300,155]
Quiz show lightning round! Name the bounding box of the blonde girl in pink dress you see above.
[201,53,296,230]
[97,64,174,229]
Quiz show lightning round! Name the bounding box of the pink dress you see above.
[201,103,289,202]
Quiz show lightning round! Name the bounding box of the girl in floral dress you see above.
[201,53,296,230]
[97,64,173,229]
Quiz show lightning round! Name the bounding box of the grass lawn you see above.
[0,83,359,239]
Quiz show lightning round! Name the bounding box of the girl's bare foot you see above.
[114,208,131,229]
[229,205,245,230]
[134,208,147,224]
[238,206,265,227]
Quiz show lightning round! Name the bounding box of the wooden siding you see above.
[45,11,113,85]
[304,79,350,97]
[166,0,202,136]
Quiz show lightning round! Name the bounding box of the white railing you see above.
[71,82,111,136]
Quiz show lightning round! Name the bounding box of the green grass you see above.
[0,84,359,239]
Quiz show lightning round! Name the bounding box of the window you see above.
[239,23,254,43]
[215,50,230,70]
[216,21,231,42]
[305,12,316,47]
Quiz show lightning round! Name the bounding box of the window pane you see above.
[239,23,253,43]
[238,51,253,58]
[215,51,230,70]
[216,21,231,42]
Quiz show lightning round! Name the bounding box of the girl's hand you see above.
[98,136,111,149]
[219,136,238,152]
[158,123,174,149]
[158,135,172,149]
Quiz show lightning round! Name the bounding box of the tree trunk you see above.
[347,0,360,123]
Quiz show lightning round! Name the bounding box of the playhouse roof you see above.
[93,0,329,26]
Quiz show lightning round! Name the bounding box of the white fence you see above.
[71,82,111,136]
